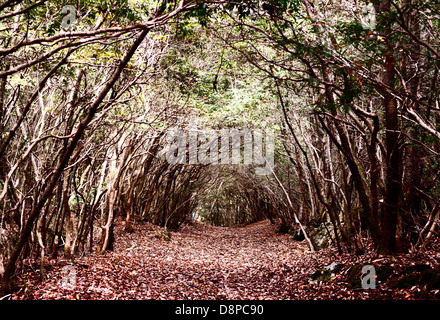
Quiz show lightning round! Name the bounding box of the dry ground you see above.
[10,219,440,300]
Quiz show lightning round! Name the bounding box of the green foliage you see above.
[185,3,213,27]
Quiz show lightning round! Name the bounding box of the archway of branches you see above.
[122,154,282,232]
[2,0,440,297]
[187,166,276,227]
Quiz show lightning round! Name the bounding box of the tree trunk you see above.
[380,2,401,255]
[98,136,133,254]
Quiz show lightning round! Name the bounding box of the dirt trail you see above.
[12,219,439,300]
[13,219,324,299]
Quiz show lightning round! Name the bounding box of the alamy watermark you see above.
[164,129,274,176]
[61,5,76,30]
[60,264,76,290]
[361,264,376,289]
[360,3,376,30]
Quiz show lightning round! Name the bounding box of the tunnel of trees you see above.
[1,0,440,296]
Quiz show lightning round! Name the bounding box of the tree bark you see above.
[380,1,401,255]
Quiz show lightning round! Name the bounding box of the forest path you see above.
[15,219,332,299]
[12,218,440,300]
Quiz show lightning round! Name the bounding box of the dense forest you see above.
[0,0,440,300]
